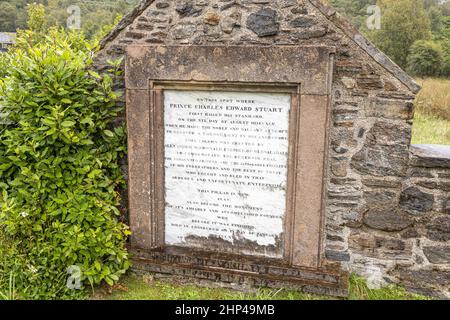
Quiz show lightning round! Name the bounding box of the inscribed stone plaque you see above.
[164,90,291,258]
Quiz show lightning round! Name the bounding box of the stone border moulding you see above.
[124,44,349,297]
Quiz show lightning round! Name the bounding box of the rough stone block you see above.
[291,5,308,14]
[351,147,409,177]
[365,121,411,146]
[204,12,221,25]
[399,187,434,213]
[351,121,411,177]
[349,233,376,249]
[400,228,420,239]
[246,8,280,37]
[362,177,402,189]
[363,208,413,232]
[363,190,398,207]
[290,16,317,28]
[444,198,450,214]
[416,180,438,190]
[220,12,241,34]
[325,250,351,262]
[349,233,409,256]
[365,98,414,120]
[291,27,328,40]
[356,75,384,90]
[407,167,435,178]
[156,2,170,9]
[423,246,450,264]
[172,24,197,39]
[176,2,202,17]
[426,216,450,241]
[397,268,450,289]
[331,157,348,177]
[375,237,406,251]
[344,213,363,229]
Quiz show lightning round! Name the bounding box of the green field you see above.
[412,78,450,145]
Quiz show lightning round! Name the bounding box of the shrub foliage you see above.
[0,7,130,299]
[407,40,445,76]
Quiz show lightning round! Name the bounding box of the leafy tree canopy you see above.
[0,0,136,38]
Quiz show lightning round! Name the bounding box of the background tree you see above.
[407,40,444,76]
[0,0,136,38]
[0,2,17,32]
[442,1,450,16]
[328,0,376,30]
[438,16,450,76]
[428,5,444,33]
[371,0,432,68]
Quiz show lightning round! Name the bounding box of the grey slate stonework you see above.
[399,187,435,213]
[424,246,450,264]
[363,208,413,232]
[95,0,450,298]
[427,216,450,241]
[246,8,279,36]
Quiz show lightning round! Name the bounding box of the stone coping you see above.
[410,144,450,168]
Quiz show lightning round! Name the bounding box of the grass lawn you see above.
[412,112,450,144]
[412,78,450,145]
[92,274,430,300]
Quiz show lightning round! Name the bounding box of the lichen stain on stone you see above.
[189,70,210,81]
[127,46,147,60]
[156,46,167,55]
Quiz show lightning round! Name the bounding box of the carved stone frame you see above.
[125,45,335,270]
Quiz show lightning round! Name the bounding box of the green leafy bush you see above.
[0,12,130,299]
[440,17,450,77]
[407,40,444,76]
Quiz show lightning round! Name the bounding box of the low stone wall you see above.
[330,144,450,298]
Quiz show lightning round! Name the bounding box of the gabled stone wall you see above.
[95,0,450,297]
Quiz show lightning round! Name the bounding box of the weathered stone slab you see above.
[163,90,290,257]
[410,144,450,169]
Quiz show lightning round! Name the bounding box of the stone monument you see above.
[95,0,450,297]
